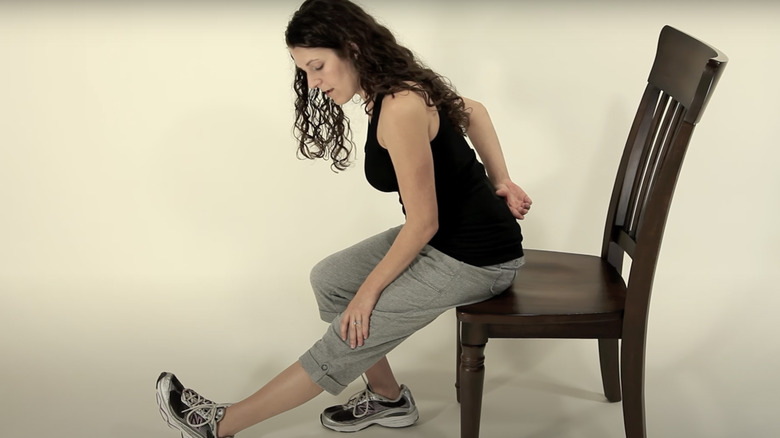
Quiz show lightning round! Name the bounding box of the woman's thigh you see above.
[309,226,401,319]
[370,246,522,331]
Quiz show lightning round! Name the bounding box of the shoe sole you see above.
[156,372,178,430]
[156,372,201,438]
[320,406,419,433]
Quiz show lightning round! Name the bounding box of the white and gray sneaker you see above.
[156,372,233,438]
[320,383,419,432]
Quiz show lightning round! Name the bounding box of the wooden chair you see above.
[455,25,728,438]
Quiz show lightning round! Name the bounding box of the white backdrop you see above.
[1,1,777,437]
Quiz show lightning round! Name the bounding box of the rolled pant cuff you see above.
[299,350,348,396]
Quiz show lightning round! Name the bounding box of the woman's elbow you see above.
[407,215,438,239]
[427,217,439,237]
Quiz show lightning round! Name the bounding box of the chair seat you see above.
[456,249,627,338]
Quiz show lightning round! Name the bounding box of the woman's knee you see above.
[309,255,343,298]
[310,249,366,295]
[309,256,349,321]
[309,256,328,293]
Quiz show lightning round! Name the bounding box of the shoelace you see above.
[344,375,376,419]
[181,388,221,428]
[346,387,374,419]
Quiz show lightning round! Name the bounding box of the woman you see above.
[156,0,532,437]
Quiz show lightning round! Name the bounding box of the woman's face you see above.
[289,46,362,105]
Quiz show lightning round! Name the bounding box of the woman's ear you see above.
[349,42,360,58]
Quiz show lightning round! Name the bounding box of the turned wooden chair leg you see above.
[598,338,622,402]
[460,342,487,438]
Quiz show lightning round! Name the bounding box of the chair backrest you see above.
[600,26,727,327]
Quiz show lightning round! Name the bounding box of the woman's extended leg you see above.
[217,361,323,437]
[157,356,402,438]
[157,228,409,437]
[156,361,322,438]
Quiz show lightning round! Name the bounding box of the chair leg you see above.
[456,318,462,403]
[460,343,486,438]
[621,337,647,438]
[598,338,622,402]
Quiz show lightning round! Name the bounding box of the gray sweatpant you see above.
[299,225,524,395]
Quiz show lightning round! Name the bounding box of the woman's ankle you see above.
[369,383,401,400]
[216,406,236,438]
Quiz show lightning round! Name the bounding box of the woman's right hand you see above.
[340,290,378,349]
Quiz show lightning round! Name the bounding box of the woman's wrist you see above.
[490,175,513,187]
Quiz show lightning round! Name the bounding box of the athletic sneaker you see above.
[156,372,233,438]
[320,383,419,432]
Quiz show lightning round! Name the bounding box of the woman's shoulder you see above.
[376,86,440,145]
[381,81,439,114]
[381,89,427,113]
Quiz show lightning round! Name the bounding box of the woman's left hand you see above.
[340,291,379,349]
[495,180,533,220]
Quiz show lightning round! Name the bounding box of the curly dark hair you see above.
[285,0,469,171]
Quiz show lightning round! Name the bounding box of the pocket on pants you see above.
[406,245,461,293]
[488,257,524,295]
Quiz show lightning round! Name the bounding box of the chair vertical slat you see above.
[633,101,686,238]
[625,93,669,239]
[612,86,660,233]
[630,95,680,237]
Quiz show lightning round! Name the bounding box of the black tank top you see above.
[364,94,523,266]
